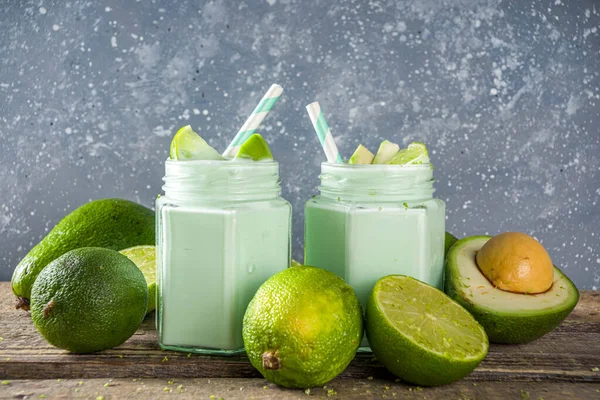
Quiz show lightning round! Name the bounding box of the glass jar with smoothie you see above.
[156,126,291,355]
[304,141,445,310]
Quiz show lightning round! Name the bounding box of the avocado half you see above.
[444,231,459,256]
[444,236,579,344]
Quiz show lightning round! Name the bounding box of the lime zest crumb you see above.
[96,397,104,400]
[162,356,168,363]
[168,380,174,385]
[521,389,530,400]
[591,367,599,372]
[403,202,409,210]
[118,355,123,359]
[40,396,46,399]
[1,381,9,385]
[305,388,311,395]
[327,388,337,396]
[163,387,169,392]
[367,376,373,381]
[187,353,192,358]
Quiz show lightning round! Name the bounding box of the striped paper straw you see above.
[305,102,343,163]
[222,84,283,158]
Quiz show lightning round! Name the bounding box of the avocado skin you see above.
[444,236,580,344]
[444,231,459,256]
[12,198,155,308]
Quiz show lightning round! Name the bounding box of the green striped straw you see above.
[305,102,343,163]
[222,84,283,158]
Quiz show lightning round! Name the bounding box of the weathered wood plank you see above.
[1,378,599,400]
[1,282,599,384]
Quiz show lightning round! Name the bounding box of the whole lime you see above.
[243,266,363,389]
[30,247,148,353]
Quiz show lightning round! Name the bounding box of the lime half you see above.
[235,133,273,161]
[366,275,488,386]
[170,125,224,160]
[119,245,156,313]
[388,142,430,165]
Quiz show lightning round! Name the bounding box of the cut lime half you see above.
[119,245,156,313]
[170,125,224,160]
[388,142,430,165]
[366,275,488,386]
[235,133,273,161]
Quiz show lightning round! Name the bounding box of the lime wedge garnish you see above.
[387,142,429,165]
[366,275,488,386]
[170,125,224,160]
[119,245,156,313]
[372,140,400,164]
[348,144,374,164]
[235,133,273,161]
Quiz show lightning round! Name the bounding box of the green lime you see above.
[30,247,148,354]
[388,142,429,165]
[235,133,273,161]
[243,266,363,389]
[372,140,400,164]
[348,144,374,164]
[119,245,156,313]
[12,198,155,310]
[366,275,488,386]
[169,125,224,160]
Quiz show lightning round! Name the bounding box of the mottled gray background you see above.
[1,0,599,288]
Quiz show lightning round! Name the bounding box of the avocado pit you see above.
[475,232,554,294]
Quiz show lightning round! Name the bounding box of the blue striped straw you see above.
[222,84,283,158]
[306,102,343,163]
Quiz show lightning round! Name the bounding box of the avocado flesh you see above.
[11,198,155,309]
[444,236,579,344]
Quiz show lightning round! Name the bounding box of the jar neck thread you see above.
[318,163,435,202]
[162,160,281,203]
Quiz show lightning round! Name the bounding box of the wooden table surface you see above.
[0,282,599,399]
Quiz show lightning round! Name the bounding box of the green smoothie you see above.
[157,128,291,354]
[304,147,445,311]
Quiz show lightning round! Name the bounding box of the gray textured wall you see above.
[1,0,599,289]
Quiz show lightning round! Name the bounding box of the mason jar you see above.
[304,163,445,310]
[156,160,291,355]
